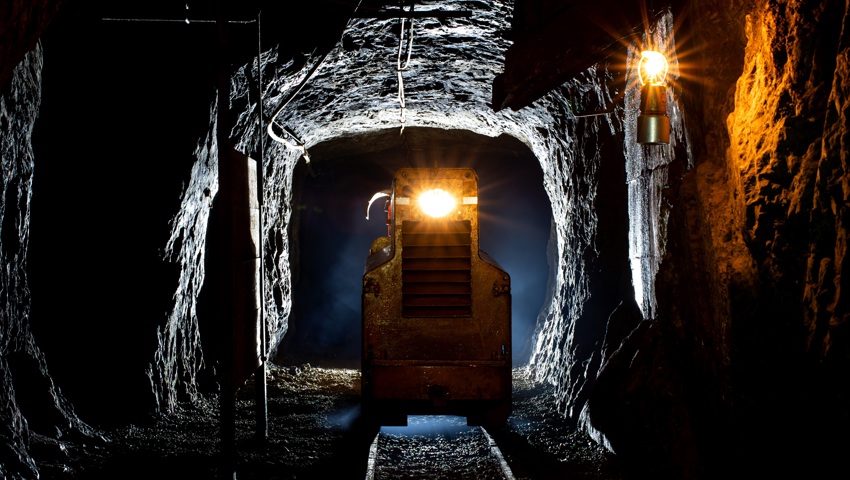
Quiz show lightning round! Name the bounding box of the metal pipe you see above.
[254,8,268,442]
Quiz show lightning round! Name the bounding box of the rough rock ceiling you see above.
[306,126,533,163]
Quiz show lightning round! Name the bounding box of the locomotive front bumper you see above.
[366,360,510,402]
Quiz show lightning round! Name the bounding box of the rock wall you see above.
[587,0,850,478]
[725,0,850,474]
[0,43,98,480]
[3,1,848,479]
[148,101,220,413]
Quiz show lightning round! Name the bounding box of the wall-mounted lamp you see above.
[637,50,670,145]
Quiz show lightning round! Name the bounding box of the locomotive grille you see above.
[401,220,472,317]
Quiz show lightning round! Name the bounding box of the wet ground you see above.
[374,417,506,479]
[35,364,625,479]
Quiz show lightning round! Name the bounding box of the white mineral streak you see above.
[624,12,691,319]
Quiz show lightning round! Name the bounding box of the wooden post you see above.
[214,1,262,476]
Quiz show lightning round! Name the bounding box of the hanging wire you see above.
[396,1,415,135]
[265,51,324,164]
[265,0,364,163]
[102,17,255,24]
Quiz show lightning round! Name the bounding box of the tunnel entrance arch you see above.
[279,127,553,368]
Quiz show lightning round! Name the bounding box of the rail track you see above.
[363,416,516,480]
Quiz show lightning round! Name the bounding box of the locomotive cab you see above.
[361,168,511,427]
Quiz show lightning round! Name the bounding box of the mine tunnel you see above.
[281,129,550,369]
[2,0,850,479]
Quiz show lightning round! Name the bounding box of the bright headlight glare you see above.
[418,188,456,218]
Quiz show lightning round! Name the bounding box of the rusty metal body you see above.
[362,168,511,426]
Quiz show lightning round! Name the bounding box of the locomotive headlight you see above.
[418,188,456,218]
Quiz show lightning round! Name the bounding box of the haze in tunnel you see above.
[279,128,551,368]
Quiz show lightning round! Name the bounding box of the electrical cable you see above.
[396,1,415,134]
[265,0,365,162]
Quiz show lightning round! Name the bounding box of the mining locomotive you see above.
[361,167,511,426]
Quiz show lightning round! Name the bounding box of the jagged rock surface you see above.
[0,42,100,480]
